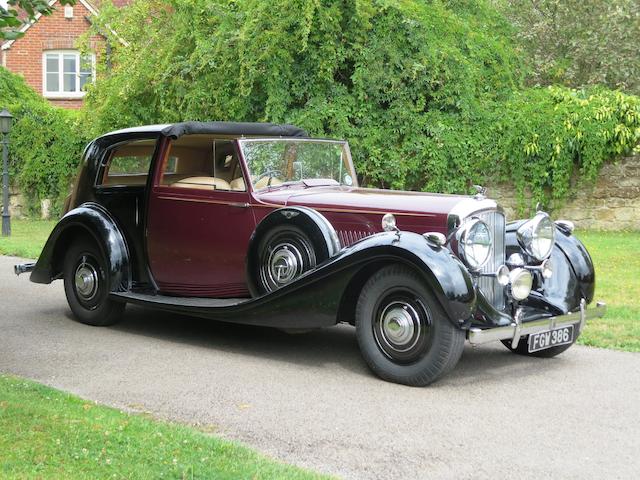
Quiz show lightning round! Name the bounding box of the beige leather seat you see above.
[171,177,231,190]
[229,177,246,191]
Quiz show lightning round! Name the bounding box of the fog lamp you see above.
[381,213,397,232]
[541,258,553,279]
[496,264,510,286]
[509,268,533,301]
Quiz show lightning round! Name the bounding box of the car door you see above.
[146,136,255,298]
[93,135,160,285]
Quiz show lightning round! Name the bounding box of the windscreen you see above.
[239,139,356,189]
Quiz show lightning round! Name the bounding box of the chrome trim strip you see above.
[467,300,606,345]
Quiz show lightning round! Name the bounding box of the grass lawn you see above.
[575,231,640,352]
[0,374,330,479]
[0,220,638,352]
[0,219,56,258]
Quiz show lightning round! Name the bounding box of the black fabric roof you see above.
[160,121,308,139]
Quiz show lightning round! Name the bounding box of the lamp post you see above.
[1,109,14,237]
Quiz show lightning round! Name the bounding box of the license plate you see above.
[528,325,574,352]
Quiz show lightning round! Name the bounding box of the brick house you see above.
[1,0,129,109]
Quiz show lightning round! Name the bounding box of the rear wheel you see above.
[63,239,124,326]
[355,265,465,386]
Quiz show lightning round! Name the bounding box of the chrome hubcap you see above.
[267,243,303,286]
[372,293,432,365]
[74,260,98,301]
[379,302,420,352]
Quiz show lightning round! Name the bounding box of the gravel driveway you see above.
[1,255,639,479]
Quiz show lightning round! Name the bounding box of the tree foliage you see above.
[0,67,87,216]
[85,0,521,194]
[494,0,640,95]
[1,0,75,40]
[82,0,640,213]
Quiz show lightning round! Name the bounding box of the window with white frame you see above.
[43,51,95,98]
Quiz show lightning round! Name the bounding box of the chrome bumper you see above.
[467,299,607,347]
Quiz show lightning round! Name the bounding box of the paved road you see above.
[1,255,639,479]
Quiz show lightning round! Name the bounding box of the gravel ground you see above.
[1,255,639,479]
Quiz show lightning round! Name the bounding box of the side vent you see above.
[337,230,372,248]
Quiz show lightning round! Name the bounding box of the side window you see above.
[158,136,246,192]
[101,139,156,186]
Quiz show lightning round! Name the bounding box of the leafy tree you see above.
[0,67,87,215]
[1,0,76,40]
[81,0,640,213]
[494,0,640,94]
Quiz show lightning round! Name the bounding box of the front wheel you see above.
[63,239,124,326]
[355,265,465,386]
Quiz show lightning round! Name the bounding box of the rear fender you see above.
[30,202,131,291]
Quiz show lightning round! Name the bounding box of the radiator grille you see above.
[463,210,506,310]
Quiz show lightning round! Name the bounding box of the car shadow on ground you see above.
[104,304,571,386]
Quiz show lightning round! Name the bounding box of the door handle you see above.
[229,202,250,208]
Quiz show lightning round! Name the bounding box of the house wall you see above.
[1,1,103,109]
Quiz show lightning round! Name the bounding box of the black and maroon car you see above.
[15,122,606,386]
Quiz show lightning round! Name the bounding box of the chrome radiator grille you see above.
[463,210,506,310]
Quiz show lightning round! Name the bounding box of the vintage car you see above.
[15,121,606,386]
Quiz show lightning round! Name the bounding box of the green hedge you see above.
[83,0,640,214]
[3,1,640,219]
[0,67,88,217]
[487,86,640,210]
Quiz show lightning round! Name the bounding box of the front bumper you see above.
[467,299,607,347]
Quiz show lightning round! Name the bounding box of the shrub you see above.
[489,87,640,211]
[0,67,88,217]
[82,0,640,214]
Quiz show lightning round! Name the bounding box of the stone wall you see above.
[488,154,640,230]
[2,155,639,229]
[0,186,25,219]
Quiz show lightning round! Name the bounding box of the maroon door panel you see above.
[146,188,255,297]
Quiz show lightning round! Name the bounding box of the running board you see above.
[109,290,337,329]
[111,291,248,308]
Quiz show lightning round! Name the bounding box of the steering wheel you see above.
[255,169,283,188]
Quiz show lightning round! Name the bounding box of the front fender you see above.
[30,202,131,292]
[553,230,595,304]
[334,231,477,328]
[506,222,595,313]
